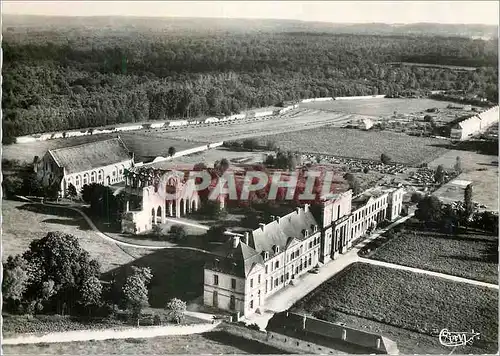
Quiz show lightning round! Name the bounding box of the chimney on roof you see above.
[232,236,240,248]
[270,215,275,222]
[296,207,301,214]
[304,204,310,213]
[244,232,249,245]
[259,223,266,231]
[276,216,280,223]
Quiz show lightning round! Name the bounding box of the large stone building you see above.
[120,167,202,234]
[34,138,134,197]
[203,187,404,317]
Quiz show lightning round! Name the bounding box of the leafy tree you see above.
[410,191,424,203]
[242,138,258,151]
[2,175,23,198]
[122,266,152,326]
[165,298,187,324]
[434,165,445,184]
[454,156,462,174]
[169,225,187,242]
[78,276,103,315]
[415,195,443,223]
[205,225,228,243]
[168,146,176,157]
[151,224,163,238]
[2,255,29,311]
[464,183,473,216]
[380,153,392,165]
[21,231,101,315]
[67,183,77,199]
[81,183,101,204]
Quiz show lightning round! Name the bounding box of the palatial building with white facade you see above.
[34,138,134,197]
[203,186,404,318]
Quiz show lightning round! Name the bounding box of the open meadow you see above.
[1,199,152,272]
[259,127,449,165]
[3,330,283,355]
[364,227,498,284]
[291,262,498,354]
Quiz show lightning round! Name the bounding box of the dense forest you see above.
[2,16,498,142]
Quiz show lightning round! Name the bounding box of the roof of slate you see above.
[49,138,132,175]
[248,208,319,255]
[208,238,264,278]
[206,207,319,277]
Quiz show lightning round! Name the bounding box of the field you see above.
[300,98,456,117]
[3,132,201,163]
[3,331,283,355]
[429,150,499,211]
[260,127,449,165]
[1,199,151,272]
[292,262,498,354]
[365,227,498,284]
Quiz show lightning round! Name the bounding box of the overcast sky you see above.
[3,1,499,25]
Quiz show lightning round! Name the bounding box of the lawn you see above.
[364,227,498,284]
[259,127,449,165]
[1,199,152,273]
[292,262,498,354]
[2,330,284,355]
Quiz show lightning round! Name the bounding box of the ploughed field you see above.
[364,227,498,284]
[259,127,449,166]
[299,98,456,116]
[291,262,498,354]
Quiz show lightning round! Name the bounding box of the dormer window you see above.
[263,251,269,260]
[273,245,279,254]
[214,258,220,268]
[303,229,309,238]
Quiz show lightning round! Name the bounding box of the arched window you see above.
[91,171,96,183]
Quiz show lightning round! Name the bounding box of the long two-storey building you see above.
[203,187,404,317]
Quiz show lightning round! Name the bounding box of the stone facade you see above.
[120,169,201,234]
[204,187,404,318]
[34,138,134,197]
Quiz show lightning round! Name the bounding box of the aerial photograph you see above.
[1,1,498,355]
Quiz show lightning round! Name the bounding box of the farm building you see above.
[450,106,499,140]
[34,138,134,197]
[204,117,220,124]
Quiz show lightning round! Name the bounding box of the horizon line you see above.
[3,13,499,27]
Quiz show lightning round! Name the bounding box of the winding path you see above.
[17,196,213,253]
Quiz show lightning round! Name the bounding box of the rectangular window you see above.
[250,279,253,288]
[275,261,279,269]
[231,278,236,289]
[213,275,219,285]
[275,279,279,287]
[265,280,268,293]
[250,300,254,309]
[258,275,261,284]
[265,265,268,274]
[280,275,284,283]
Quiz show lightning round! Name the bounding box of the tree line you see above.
[3,29,498,143]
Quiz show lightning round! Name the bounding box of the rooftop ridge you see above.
[49,137,125,153]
